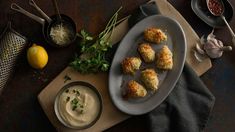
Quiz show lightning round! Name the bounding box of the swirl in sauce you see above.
[58,85,100,127]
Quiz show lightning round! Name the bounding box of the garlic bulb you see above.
[194,30,232,61]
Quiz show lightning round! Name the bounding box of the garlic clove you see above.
[194,50,205,62]
[217,39,224,47]
[212,39,220,47]
[220,46,232,51]
[200,35,206,44]
[207,29,215,40]
[197,29,232,60]
[205,48,223,58]
[195,43,205,55]
[203,41,217,50]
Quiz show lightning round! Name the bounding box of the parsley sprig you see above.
[64,75,71,83]
[67,89,84,112]
[70,7,122,74]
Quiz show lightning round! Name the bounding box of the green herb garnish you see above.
[71,98,79,111]
[70,91,84,111]
[71,98,78,104]
[64,75,71,83]
[70,7,122,74]
[65,89,69,93]
[72,105,77,111]
[66,96,70,102]
[76,91,80,96]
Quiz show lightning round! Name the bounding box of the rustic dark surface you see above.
[0,0,234,132]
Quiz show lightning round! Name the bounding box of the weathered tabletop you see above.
[0,0,234,131]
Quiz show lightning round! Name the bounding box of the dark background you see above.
[0,0,234,131]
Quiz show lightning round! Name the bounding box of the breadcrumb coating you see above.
[156,45,173,70]
[126,80,147,98]
[122,57,142,75]
[141,69,159,91]
[138,43,155,63]
[144,27,167,44]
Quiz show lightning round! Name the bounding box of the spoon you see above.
[29,0,52,23]
[52,0,62,23]
[206,0,235,46]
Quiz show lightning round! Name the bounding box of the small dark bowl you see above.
[46,14,77,48]
[54,81,103,130]
[191,0,233,28]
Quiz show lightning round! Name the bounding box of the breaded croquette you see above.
[144,27,167,44]
[156,45,173,70]
[138,43,155,63]
[126,80,147,98]
[141,69,159,91]
[122,57,142,75]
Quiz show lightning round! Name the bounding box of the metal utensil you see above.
[11,3,49,45]
[206,0,235,46]
[29,0,52,23]
[0,22,28,95]
[52,0,62,22]
[11,3,77,48]
[11,3,45,25]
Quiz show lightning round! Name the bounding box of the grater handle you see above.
[29,0,52,23]
[11,3,45,25]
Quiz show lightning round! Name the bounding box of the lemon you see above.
[27,44,48,69]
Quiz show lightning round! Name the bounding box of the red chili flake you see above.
[208,0,223,16]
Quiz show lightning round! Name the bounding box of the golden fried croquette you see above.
[144,27,167,44]
[141,69,159,91]
[138,43,155,63]
[156,45,173,70]
[126,80,147,98]
[122,57,142,75]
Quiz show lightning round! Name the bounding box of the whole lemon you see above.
[27,44,48,69]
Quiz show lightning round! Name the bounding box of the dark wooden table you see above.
[0,0,234,131]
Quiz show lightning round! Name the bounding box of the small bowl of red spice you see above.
[191,0,233,28]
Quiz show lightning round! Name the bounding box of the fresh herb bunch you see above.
[70,7,122,74]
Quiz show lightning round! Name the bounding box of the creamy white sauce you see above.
[58,85,100,127]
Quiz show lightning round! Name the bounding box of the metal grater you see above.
[0,22,28,95]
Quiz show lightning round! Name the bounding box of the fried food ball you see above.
[156,45,173,70]
[141,69,159,91]
[144,27,167,44]
[126,80,147,98]
[138,43,155,63]
[122,57,142,75]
